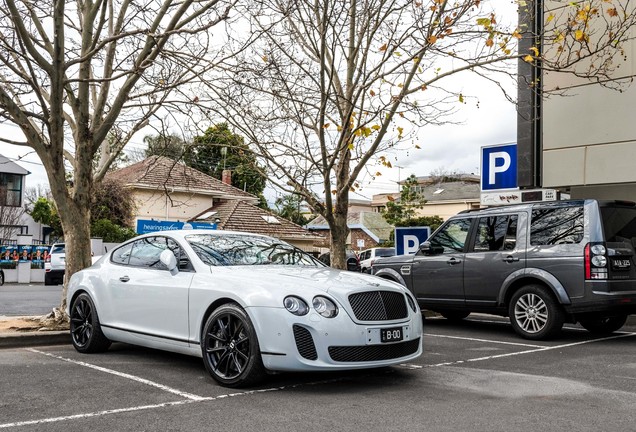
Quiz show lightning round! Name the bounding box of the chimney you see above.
[221,169,232,185]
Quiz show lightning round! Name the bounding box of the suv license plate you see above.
[380,327,403,343]
[612,259,631,270]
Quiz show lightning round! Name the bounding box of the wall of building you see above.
[541,8,636,199]
[413,201,479,221]
[133,189,214,222]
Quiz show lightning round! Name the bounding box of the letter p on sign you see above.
[489,152,511,185]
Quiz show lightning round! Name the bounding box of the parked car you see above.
[317,251,361,272]
[66,230,423,387]
[372,199,636,340]
[359,247,395,273]
[44,243,65,286]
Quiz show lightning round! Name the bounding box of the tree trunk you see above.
[54,196,92,315]
[329,199,350,270]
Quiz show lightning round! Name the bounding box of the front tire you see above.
[509,285,564,340]
[580,315,628,335]
[439,310,470,321]
[70,293,111,353]
[201,304,265,388]
[0,271,4,286]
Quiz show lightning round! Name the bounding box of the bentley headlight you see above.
[284,296,309,316]
[313,296,338,318]
[405,293,417,312]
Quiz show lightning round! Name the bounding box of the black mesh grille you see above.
[293,325,318,360]
[328,338,420,362]
[348,291,408,321]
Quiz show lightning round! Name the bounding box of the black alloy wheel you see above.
[202,304,265,387]
[70,293,111,353]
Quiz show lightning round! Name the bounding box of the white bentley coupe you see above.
[67,230,423,387]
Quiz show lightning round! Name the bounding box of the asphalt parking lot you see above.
[1,315,635,432]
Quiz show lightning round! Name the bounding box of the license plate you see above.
[380,327,403,343]
[612,259,631,270]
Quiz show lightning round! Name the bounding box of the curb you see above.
[0,331,70,349]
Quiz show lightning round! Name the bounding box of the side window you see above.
[362,251,370,261]
[167,238,194,272]
[111,243,134,265]
[429,218,471,254]
[531,206,584,245]
[129,237,168,269]
[474,215,518,252]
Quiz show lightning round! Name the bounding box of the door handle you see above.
[446,258,462,265]
[503,256,520,263]
[119,276,130,282]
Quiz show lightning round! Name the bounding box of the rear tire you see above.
[509,285,564,340]
[70,293,111,353]
[580,315,628,335]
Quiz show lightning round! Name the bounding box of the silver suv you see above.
[372,199,636,340]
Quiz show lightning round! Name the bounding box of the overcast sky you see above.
[1,2,519,205]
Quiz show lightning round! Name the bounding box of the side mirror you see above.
[160,249,179,275]
[419,241,431,253]
[346,257,359,272]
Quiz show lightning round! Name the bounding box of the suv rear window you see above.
[51,244,65,254]
[375,249,395,257]
[600,206,636,244]
[530,206,584,245]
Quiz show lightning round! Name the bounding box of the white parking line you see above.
[424,331,636,368]
[27,349,206,401]
[423,333,543,348]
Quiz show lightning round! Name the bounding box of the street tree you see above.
[205,0,636,269]
[0,0,238,315]
[275,194,309,227]
[382,175,427,226]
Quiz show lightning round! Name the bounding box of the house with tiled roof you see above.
[191,200,322,251]
[306,212,393,254]
[371,174,481,220]
[108,156,259,226]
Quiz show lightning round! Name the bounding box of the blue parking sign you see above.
[481,144,517,191]
[395,227,430,255]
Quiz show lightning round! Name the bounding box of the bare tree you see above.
[205,0,636,268]
[0,0,239,315]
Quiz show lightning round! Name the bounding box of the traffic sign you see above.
[481,143,517,191]
[395,227,430,255]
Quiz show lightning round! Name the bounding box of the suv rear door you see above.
[463,212,526,307]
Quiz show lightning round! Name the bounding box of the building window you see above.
[0,173,22,207]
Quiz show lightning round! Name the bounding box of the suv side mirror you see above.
[346,257,359,272]
[420,241,443,255]
[160,249,179,275]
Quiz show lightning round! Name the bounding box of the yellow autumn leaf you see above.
[458,94,464,103]
[575,29,585,41]
[262,55,268,62]
[607,7,618,17]
[485,38,494,47]
[529,46,540,56]
[512,30,522,39]
[428,35,438,44]
[386,161,392,168]
[523,55,534,62]
[369,89,376,96]
[397,126,404,137]
[546,13,555,23]
[323,123,330,129]
[375,172,382,177]
[371,125,381,131]
[415,144,421,149]
[379,43,388,51]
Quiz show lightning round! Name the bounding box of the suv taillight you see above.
[585,243,608,280]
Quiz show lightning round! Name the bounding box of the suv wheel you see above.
[509,285,564,340]
[439,310,470,321]
[579,315,628,335]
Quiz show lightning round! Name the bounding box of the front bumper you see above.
[247,305,423,372]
